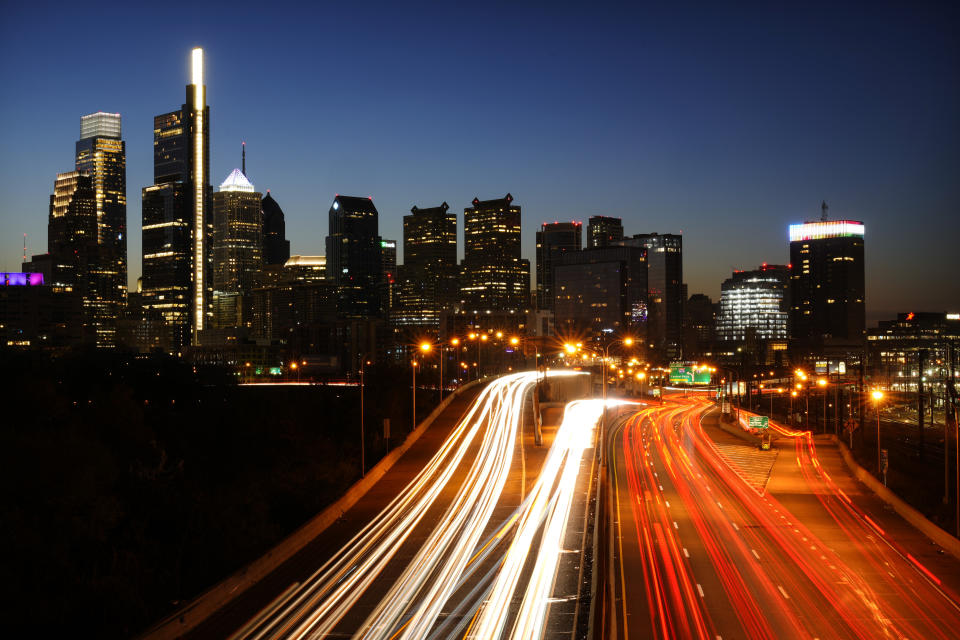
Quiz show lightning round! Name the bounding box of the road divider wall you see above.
[830,434,960,561]
[141,378,484,640]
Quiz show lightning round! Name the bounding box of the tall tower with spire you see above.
[211,162,262,329]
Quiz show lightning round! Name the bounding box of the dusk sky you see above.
[1,1,957,322]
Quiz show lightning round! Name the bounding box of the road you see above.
[204,370,600,640]
[605,394,960,639]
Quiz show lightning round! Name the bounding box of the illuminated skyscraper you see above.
[587,215,623,248]
[535,221,581,310]
[326,195,383,318]
[261,191,290,266]
[75,112,126,347]
[717,265,790,343]
[47,171,98,342]
[789,204,865,350]
[629,233,683,359]
[395,202,458,327]
[141,47,211,349]
[461,194,530,311]
[211,169,262,328]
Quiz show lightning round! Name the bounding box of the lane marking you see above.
[673,521,679,530]
[752,549,760,560]
[731,522,739,531]
[697,583,705,598]
[778,585,790,599]
[683,547,690,558]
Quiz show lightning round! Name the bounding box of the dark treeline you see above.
[0,349,433,637]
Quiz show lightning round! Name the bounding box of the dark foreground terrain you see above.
[0,350,434,637]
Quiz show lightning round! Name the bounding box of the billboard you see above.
[669,363,712,385]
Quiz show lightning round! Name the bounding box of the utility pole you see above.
[919,349,927,460]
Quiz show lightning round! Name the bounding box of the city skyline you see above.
[1,2,958,323]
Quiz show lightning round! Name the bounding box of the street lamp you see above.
[419,340,442,403]
[818,378,828,433]
[411,357,419,430]
[872,390,884,481]
[359,355,370,477]
[290,361,300,383]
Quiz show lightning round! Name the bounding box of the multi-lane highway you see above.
[605,394,960,639]
[221,370,601,640]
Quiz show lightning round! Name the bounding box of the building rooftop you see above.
[219,168,255,192]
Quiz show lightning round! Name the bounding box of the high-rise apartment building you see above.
[461,194,530,311]
[261,191,290,266]
[141,47,212,349]
[395,202,458,327]
[717,264,790,343]
[536,221,582,310]
[326,195,383,318]
[75,112,126,347]
[587,215,624,248]
[629,233,683,359]
[789,207,865,351]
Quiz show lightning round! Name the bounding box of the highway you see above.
[221,370,600,640]
[605,394,960,639]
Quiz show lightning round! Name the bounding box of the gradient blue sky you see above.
[1,1,957,322]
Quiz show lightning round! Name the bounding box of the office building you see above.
[141,47,212,350]
[789,204,865,352]
[717,264,790,344]
[461,194,530,311]
[867,312,960,395]
[536,221,582,310]
[1,272,83,349]
[326,195,383,318]
[75,111,126,347]
[587,215,624,248]
[553,245,647,338]
[683,293,716,358]
[395,202,458,327]
[210,168,262,329]
[261,191,290,266]
[630,233,683,359]
[46,171,101,343]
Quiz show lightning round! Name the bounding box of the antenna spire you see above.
[23,233,27,263]
[821,200,828,221]
[242,141,246,176]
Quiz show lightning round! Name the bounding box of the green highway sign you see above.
[748,416,769,429]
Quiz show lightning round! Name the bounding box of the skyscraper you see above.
[535,221,582,310]
[141,47,211,349]
[461,194,530,311]
[75,112,126,347]
[211,169,262,328]
[630,233,683,359]
[554,245,647,338]
[789,205,865,351]
[587,215,624,248]
[47,171,98,342]
[395,202,458,327]
[326,195,383,318]
[261,191,290,266]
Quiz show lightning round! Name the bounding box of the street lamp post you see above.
[873,390,884,482]
[818,378,828,433]
[359,355,366,477]
[412,357,418,430]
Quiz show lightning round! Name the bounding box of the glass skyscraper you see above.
[535,221,582,310]
[717,265,790,343]
[141,48,212,349]
[75,112,126,347]
[326,195,383,318]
